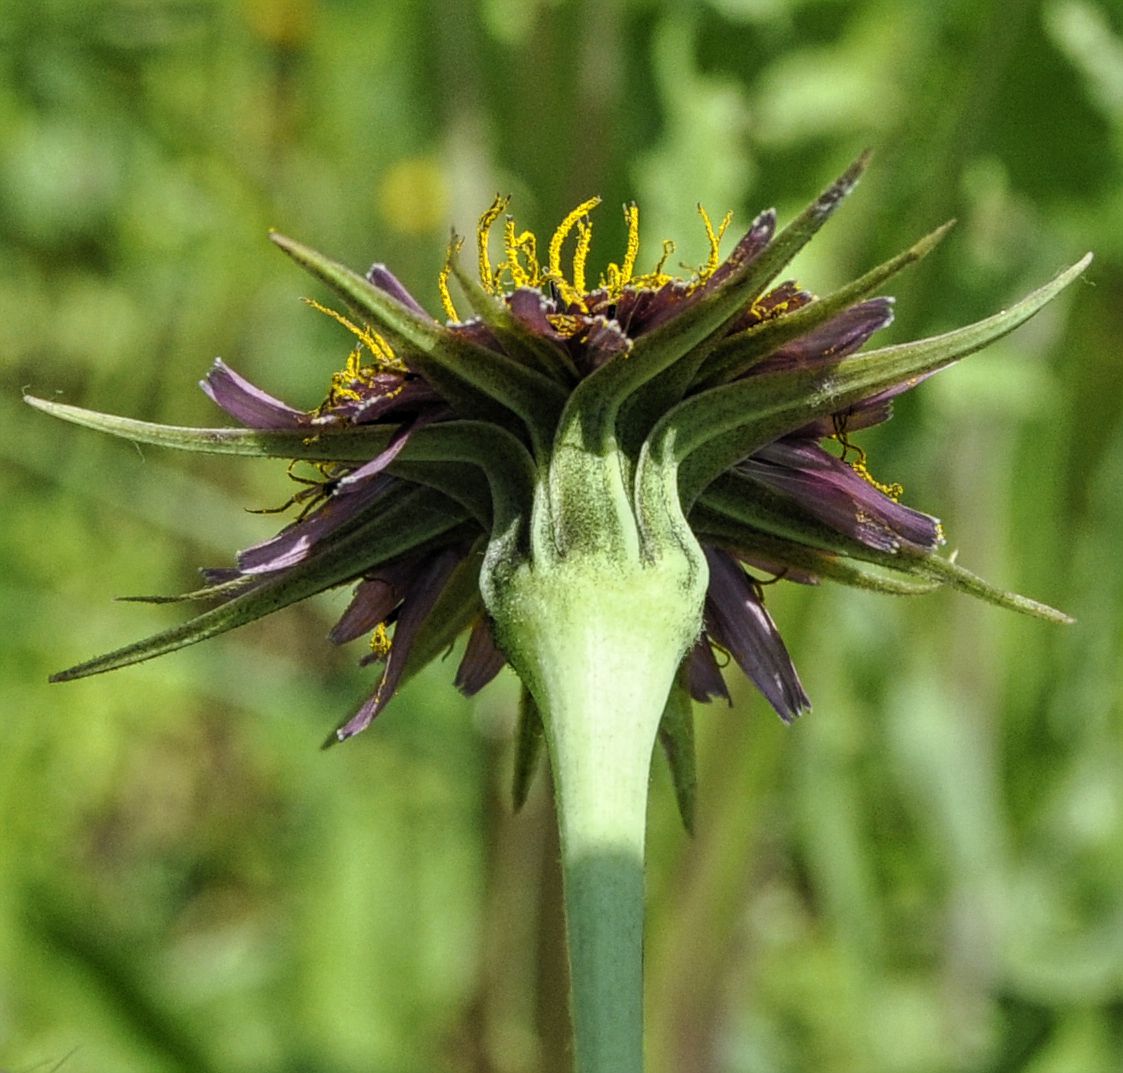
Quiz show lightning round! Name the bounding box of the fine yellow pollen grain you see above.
[832,424,905,502]
[438,233,464,322]
[304,299,401,374]
[548,195,602,285]
[502,217,539,288]
[696,204,733,281]
[621,202,640,283]
[572,218,593,296]
[369,622,392,659]
[477,194,510,294]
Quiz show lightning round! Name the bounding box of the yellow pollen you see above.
[438,233,464,322]
[501,217,539,288]
[477,194,510,294]
[369,622,392,659]
[849,456,904,501]
[547,195,602,304]
[832,418,904,501]
[601,202,641,297]
[696,204,733,282]
[303,298,397,366]
[621,202,640,282]
[572,218,593,296]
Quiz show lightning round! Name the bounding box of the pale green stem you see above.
[543,647,669,1073]
[489,556,704,1073]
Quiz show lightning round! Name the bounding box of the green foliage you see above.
[2,0,1120,1070]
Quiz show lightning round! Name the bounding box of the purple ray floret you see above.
[702,547,810,722]
[200,359,306,429]
[741,437,941,552]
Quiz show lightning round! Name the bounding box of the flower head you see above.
[29,155,1087,811]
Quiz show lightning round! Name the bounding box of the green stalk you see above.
[486,554,706,1073]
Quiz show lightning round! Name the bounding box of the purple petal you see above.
[615,280,692,335]
[741,437,942,552]
[703,547,810,722]
[319,378,445,426]
[749,298,894,375]
[454,616,507,696]
[335,413,433,493]
[507,287,563,337]
[703,208,777,292]
[336,548,465,740]
[200,359,307,429]
[236,474,394,574]
[329,557,422,644]
[687,634,731,704]
[726,281,814,334]
[581,315,631,370]
[366,264,432,319]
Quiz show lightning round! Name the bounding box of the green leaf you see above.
[51,486,470,682]
[699,475,1071,623]
[547,157,872,559]
[644,253,1092,509]
[25,397,536,542]
[691,505,942,596]
[512,686,545,811]
[657,668,697,834]
[24,394,394,459]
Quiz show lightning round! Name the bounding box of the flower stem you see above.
[546,657,664,1073]
[488,555,706,1073]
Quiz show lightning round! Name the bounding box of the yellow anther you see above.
[572,218,593,296]
[832,419,904,502]
[303,298,398,367]
[547,195,602,286]
[438,233,464,322]
[601,203,641,298]
[850,456,904,501]
[621,202,640,283]
[546,313,583,336]
[501,217,539,288]
[696,204,733,281]
[476,194,509,294]
[369,622,392,659]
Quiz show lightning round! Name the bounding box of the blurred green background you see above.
[2,0,1121,1070]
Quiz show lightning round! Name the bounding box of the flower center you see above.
[438,195,734,323]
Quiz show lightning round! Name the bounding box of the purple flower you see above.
[29,155,1086,789]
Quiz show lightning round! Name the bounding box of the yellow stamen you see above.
[438,233,464,322]
[621,202,640,283]
[546,313,583,336]
[302,298,397,366]
[501,217,539,288]
[477,194,509,294]
[369,623,392,659]
[832,418,904,501]
[547,195,602,293]
[696,204,733,282]
[572,218,593,296]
